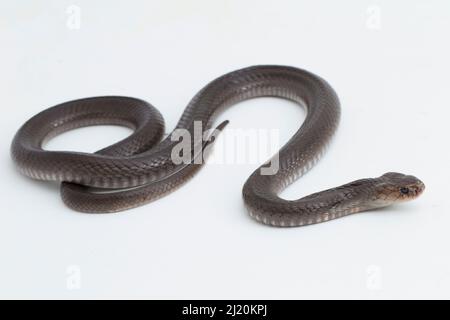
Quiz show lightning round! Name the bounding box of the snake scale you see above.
[11,65,425,226]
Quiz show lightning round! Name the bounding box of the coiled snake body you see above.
[11,66,424,226]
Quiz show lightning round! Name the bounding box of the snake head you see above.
[373,172,425,206]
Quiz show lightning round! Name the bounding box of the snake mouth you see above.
[414,181,426,197]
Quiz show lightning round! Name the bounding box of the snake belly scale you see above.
[10,65,425,226]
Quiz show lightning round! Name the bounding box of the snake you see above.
[10,65,425,227]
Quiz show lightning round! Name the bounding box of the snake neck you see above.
[243,177,377,227]
[299,178,377,214]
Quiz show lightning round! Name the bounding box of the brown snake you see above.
[10,65,425,226]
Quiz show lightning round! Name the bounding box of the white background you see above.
[1,0,449,299]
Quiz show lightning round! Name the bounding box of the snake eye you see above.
[400,187,410,195]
